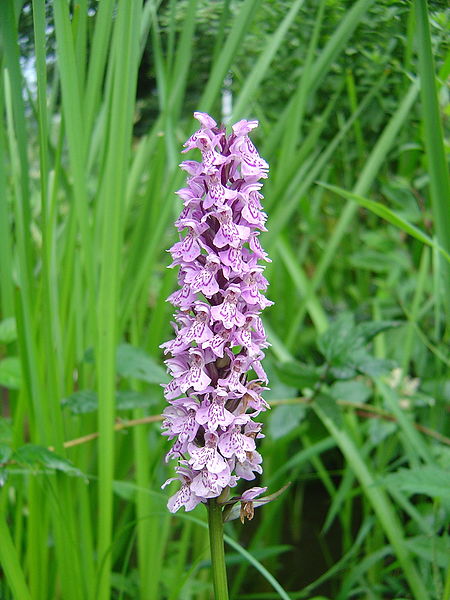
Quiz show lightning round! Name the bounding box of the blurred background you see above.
[0,1,449,599]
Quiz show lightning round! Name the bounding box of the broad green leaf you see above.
[349,249,408,273]
[318,313,361,363]
[350,350,394,378]
[62,390,98,414]
[268,404,306,440]
[83,343,168,384]
[274,360,323,389]
[383,466,450,504]
[112,480,137,502]
[0,444,12,464]
[116,343,168,384]
[116,390,157,410]
[0,418,13,445]
[111,479,166,503]
[0,317,17,344]
[315,395,343,428]
[355,320,402,342]
[0,357,21,389]
[318,315,396,378]
[13,444,85,478]
[62,389,158,414]
[405,534,449,569]
[329,380,371,404]
[368,419,397,445]
[110,572,137,597]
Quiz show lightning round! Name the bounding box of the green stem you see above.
[207,499,229,600]
[0,515,33,600]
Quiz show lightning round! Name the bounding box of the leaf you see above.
[315,394,343,428]
[0,357,22,389]
[268,404,306,440]
[0,418,13,445]
[115,390,157,410]
[62,390,98,414]
[223,545,293,566]
[318,314,397,379]
[318,313,357,363]
[112,480,136,501]
[329,380,371,404]
[116,343,168,384]
[349,349,394,377]
[13,444,85,478]
[318,182,450,264]
[110,572,138,596]
[0,317,17,344]
[355,320,402,342]
[383,466,450,504]
[0,470,8,487]
[274,360,323,389]
[404,534,450,569]
[367,419,397,445]
[0,444,12,464]
[349,249,407,272]
[62,389,158,414]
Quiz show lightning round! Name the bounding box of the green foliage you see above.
[62,389,157,414]
[384,466,450,504]
[116,343,169,384]
[318,314,398,378]
[0,317,17,344]
[0,357,21,389]
[12,444,86,478]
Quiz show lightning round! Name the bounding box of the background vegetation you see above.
[0,0,449,598]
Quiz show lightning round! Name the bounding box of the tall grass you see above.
[0,1,449,599]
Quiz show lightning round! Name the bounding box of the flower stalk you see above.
[207,499,229,600]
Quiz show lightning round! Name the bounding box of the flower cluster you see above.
[161,112,272,513]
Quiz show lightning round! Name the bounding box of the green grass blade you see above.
[265,76,386,245]
[308,0,376,95]
[375,381,433,464]
[231,0,305,122]
[53,0,95,343]
[415,0,450,319]
[291,81,419,330]
[198,0,261,114]
[276,0,327,186]
[0,73,15,317]
[0,516,33,600]
[276,236,328,335]
[314,401,430,600]
[318,183,450,264]
[83,0,115,138]
[94,2,143,597]
[175,513,292,600]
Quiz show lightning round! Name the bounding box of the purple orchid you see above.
[162,112,273,514]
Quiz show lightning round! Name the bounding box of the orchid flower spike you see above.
[162,112,273,515]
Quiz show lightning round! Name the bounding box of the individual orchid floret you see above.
[162,465,203,513]
[222,483,291,523]
[161,112,277,516]
[210,284,246,329]
[196,388,235,431]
